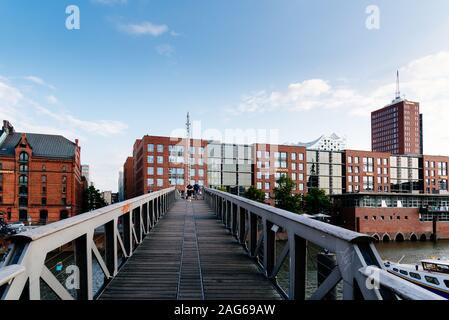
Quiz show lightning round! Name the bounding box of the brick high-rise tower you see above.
[371,72,423,155]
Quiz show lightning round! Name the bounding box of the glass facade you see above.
[389,155,422,193]
[206,142,253,193]
[307,150,343,195]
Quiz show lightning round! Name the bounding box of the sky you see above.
[1,0,449,192]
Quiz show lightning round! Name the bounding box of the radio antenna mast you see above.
[185,112,192,190]
[395,70,401,100]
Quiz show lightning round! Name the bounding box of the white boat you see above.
[384,259,449,299]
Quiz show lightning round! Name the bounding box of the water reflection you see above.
[376,240,449,264]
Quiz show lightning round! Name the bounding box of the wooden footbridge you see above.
[0,188,443,300]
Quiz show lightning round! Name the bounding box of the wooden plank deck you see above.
[99,199,282,300]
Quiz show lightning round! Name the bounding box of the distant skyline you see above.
[1,0,449,191]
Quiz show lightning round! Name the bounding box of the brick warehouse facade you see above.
[127,135,208,197]
[122,136,449,240]
[253,143,307,202]
[334,193,449,241]
[0,121,83,225]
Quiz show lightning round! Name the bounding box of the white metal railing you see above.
[204,188,444,301]
[0,188,176,300]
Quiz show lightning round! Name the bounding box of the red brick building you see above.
[124,135,208,199]
[0,121,83,225]
[253,144,307,202]
[344,150,391,193]
[334,193,449,241]
[371,99,422,155]
[423,155,449,194]
[123,156,135,200]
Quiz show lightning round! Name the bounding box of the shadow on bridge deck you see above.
[99,199,282,300]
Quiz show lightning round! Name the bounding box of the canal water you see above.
[375,240,449,264]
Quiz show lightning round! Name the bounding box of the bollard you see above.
[317,252,337,300]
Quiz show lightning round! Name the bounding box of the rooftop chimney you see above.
[2,120,14,135]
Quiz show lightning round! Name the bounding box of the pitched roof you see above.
[0,132,77,159]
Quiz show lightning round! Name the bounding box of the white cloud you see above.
[229,51,449,155]
[46,95,58,105]
[118,21,169,37]
[0,79,127,137]
[24,75,56,90]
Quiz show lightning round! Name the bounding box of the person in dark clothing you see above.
[186,184,194,201]
[193,183,200,199]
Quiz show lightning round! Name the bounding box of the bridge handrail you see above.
[13,188,175,242]
[0,187,176,300]
[0,265,25,287]
[204,188,444,301]
[205,188,371,244]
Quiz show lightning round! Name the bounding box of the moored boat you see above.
[385,259,449,299]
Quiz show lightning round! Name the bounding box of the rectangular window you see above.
[157,179,163,187]
[157,144,164,153]
[147,144,154,152]
[157,168,164,176]
[198,169,204,177]
[257,182,262,189]
[148,156,154,164]
[291,153,297,161]
[147,179,154,186]
[292,163,297,170]
[148,167,154,175]
[265,182,270,190]
[157,156,164,164]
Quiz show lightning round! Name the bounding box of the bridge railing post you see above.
[232,204,238,236]
[123,211,132,256]
[289,234,307,300]
[263,219,276,278]
[74,233,93,300]
[239,207,246,245]
[105,219,118,278]
[134,207,142,244]
[249,212,258,257]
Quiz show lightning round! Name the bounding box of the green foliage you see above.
[244,186,266,203]
[303,187,331,214]
[273,176,303,214]
[216,186,228,192]
[82,185,108,212]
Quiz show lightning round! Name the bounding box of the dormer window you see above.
[19,152,29,162]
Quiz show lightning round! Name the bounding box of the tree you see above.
[82,185,108,212]
[303,187,331,214]
[244,186,266,203]
[273,176,303,214]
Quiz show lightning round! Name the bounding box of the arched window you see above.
[42,165,47,172]
[19,164,28,173]
[19,175,28,184]
[62,165,67,172]
[42,175,47,183]
[19,152,29,162]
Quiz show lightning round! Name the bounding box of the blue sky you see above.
[1,0,449,191]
